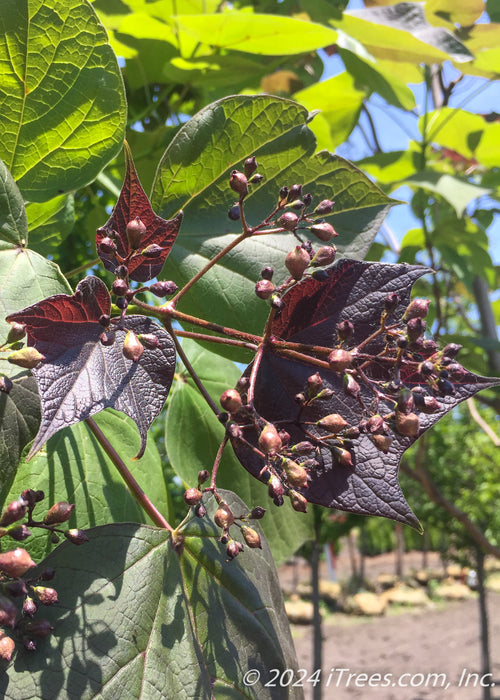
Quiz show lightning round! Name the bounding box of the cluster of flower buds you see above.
[0,490,88,658]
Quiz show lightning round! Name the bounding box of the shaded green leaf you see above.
[5,496,302,699]
[0,160,27,249]
[0,0,126,201]
[0,409,172,563]
[424,0,484,28]
[403,172,491,217]
[151,95,394,355]
[174,12,338,55]
[0,375,40,491]
[25,195,75,258]
[334,4,472,64]
[166,340,313,565]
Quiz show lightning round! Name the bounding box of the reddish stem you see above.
[85,417,173,531]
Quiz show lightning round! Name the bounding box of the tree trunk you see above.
[311,519,323,700]
[475,546,492,700]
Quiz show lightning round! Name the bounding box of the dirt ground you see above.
[280,549,500,700]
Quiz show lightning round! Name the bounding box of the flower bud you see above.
[437,377,454,395]
[3,579,27,597]
[21,490,44,507]
[228,205,240,221]
[372,434,393,453]
[214,503,234,529]
[285,246,310,280]
[123,331,144,363]
[8,347,45,369]
[343,374,361,398]
[7,322,26,343]
[0,376,13,394]
[148,281,178,297]
[0,548,35,578]
[44,502,74,526]
[404,298,430,321]
[195,503,206,518]
[310,245,336,267]
[291,441,314,456]
[0,500,27,527]
[307,372,323,398]
[126,217,147,250]
[140,244,164,258]
[40,568,56,581]
[184,488,202,507]
[0,595,17,628]
[289,199,305,211]
[99,314,111,328]
[395,411,420,438]
[384,293,399,314]
[283,459,308,489]
[244,156,258,178]
[260,266,274,281]
[328,349,352,373]
[397,389,414,415]
[0,634,15,662]
[198,469,210,485]
[241,526,262,549]
[22,596,36,617]
[289,490,308,513]
[310,222,337,241]
[279,186,289,201]
[271,295,284,310]
[277,211,299,231]
[98,237,117,256]
[220,389,242,413]
[100,331,116,346]
[258,423,282,455]
[337,319,354,341]
[255,279,275,300]
[250,507,266,520]
[64,529,89,545]
[418,360,435,377]
[112,278,128,297]
[406,317,426,342]
[249,173,263,184]
[314,199,335,216]
[7,525,31,542]
[268,474,284,501]
[226,540,243,560]
[366,415,385,434]
[22,618,54,638]
[229,170,248,197]
[333,446,354,467]
[303,193,313,207]
[317,413,348,433]
[115,264,128,279]
[137,333,160,350]
[33,586,58,606]
[287,184,303,201]
[442,343,462,360]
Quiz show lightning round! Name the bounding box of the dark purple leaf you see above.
[7,277,175,459]
[96,142,183,282]
[231,259,499,528]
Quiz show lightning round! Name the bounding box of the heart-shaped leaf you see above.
[0,0,126,202]
[5,493,302,700]
[7,276,176,459]
[151,95,395,357]
[230,259,500,528]
[96,142,183,282]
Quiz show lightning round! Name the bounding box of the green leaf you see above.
[403,172,491,217]
[174,12,338,55]
[424,108,486,158]
[0,409,172,562]
[165,340,314,565]
[25,195,75,258]
[357,149,421,185]
[424,0,484,28]
[151,95,394,353]
[293,72,365,151]
[6,497,302,699]
[0,0,126,202]
[0,160,28,249]
[334,4,473,64]
[0,375,40,491]
[340,49,416,111]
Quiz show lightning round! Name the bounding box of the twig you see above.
[466,398,500,447]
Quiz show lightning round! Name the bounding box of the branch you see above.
[466,398,500,447]
[401,443,500,558]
